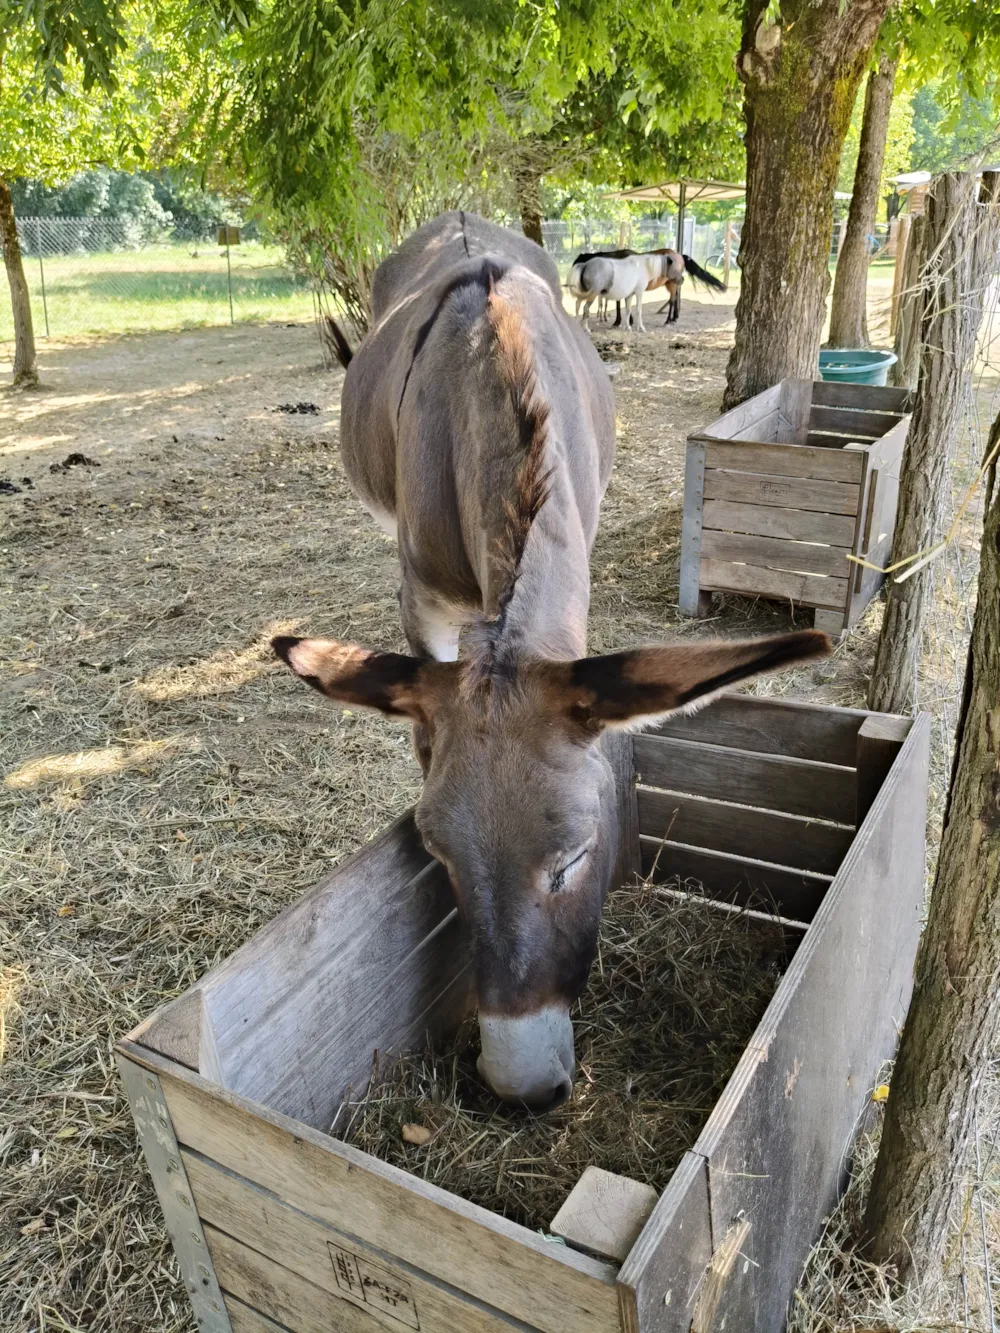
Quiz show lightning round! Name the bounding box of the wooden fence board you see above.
[701,500,857,547]
[700,530,851,578]
[639,837,830,922]
[649,694,866,767]
[120,1046,619,1333]
[185,1151,529,1333]
[702,471,860,516]
[637,787,853,876]
[810,380,912,412]
[704,442,863,484]
[633,735,857,823]
[688,715,929,1332]
[807,405,903,438]
[690,384,781,441]
[698,558,850,611]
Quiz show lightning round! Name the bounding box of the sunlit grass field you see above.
[1,240,315,343]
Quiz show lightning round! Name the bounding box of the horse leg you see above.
[633,287,647,334]
[613,301,622,328]
[581,297,594,332]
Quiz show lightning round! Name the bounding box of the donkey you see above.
[274,211,830,1110]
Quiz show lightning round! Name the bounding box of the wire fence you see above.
[2,216,315,345]
[541,217,737,272]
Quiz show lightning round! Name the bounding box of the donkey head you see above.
[274,629,829,1111]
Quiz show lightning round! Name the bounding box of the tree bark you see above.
[722,0,890,410]
[864,424,1000,1288]
[0,174,39,389]
[827,53,899,349]
[516,167,544,248]
[868,173,999,714]
[890,214,925,389]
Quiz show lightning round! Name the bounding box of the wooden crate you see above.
[117,697,930,1333]
[679,379,913,637]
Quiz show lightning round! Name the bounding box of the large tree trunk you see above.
[722,0,890,410]
[827,52,898,349]
[868,173,999,714]
[515,167,544,248]
[864,424,1000,1288]
[0,174,39,389]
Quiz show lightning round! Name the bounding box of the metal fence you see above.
[3,216,315,343]
[541,218,736,272]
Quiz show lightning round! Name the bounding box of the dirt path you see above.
[0,297,883,1331]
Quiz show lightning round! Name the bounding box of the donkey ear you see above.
[564,630,831,730]
[272,636,428,719]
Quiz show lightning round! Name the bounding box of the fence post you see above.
[224,226,234,325]
[36,218,50,338]
[723,221,733,289]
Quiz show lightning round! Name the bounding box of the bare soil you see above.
[0,293,987,1331]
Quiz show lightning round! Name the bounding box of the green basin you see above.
[818,348,898,386]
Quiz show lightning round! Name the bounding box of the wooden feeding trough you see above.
[117,695,929,1333]
[679,379,913,637]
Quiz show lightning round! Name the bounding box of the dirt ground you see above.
[0,289,987,1330]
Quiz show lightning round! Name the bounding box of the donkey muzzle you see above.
[476,1006,575,1112]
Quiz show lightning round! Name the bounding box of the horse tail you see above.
[681,256,726,292]
[324,316,354,370]
[580,257,613,295]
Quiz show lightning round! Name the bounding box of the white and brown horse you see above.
[274,212,829,1110]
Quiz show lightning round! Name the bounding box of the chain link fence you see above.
[2,216,315,345]
[541,217,737,274]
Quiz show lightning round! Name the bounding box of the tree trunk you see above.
[0,174,39,389]
[827,53,899,349]
[889,214,925,389]
[864,425,1000,1288]
[868,173,999,714]
[722,0,890,410]
[516,167,544,248]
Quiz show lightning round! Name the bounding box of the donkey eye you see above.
[550,848,589,893]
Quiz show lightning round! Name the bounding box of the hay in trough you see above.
[333,879,794,1233]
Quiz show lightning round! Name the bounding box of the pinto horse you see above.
[275,212,830,1110]
[570,251,672,332]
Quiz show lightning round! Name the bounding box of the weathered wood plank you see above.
[551,1168,659,1264]
[704,441,863,484]
[119,1044,620,1333]
[650,693,866,766]
[777,378,814,443]
[855,714,911,826]
[688,713,930,1333]
[185,813,473,1131]
[698,557,850,612]
[639,837,829,922]
[703,470,860,516]
[845,417,909,628]
[601,728,640,888]
[702,500,857,546]
[807,405,903,438]
[224,1294,292,1333]
[811,380,912,412]
[804,431,876,450]
[636,786,854,876]
[679,441,709,617]
[700,529,851,578]
[617,1152,714,1333]
[633,734,857,823]
[185,1150,529,1333]
[690,384,782,441]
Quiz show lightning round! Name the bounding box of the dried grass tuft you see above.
[334,879,793,1231]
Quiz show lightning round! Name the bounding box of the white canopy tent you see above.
[612,178,747,285]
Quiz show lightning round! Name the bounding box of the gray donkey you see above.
[275,212,829,1110]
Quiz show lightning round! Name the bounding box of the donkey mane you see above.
[461,275,552,695]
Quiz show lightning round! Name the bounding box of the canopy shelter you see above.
[612,178,747,286]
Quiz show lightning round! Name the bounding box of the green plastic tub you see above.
[818,348,898,386]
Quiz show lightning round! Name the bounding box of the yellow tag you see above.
[872,1084,890,1104]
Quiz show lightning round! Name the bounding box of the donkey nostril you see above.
[525,1075,573,1115]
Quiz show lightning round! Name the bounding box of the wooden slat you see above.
[687,714,930,1332]
[601,729,640,887]
[679,440,710,617]
[551,1168,658,1264]
[650,693,866,766]
[698,557,850,612]
[185,813,472,1131]
[704,441,862,484]
[778,378,814,443]
[121,1046,620,1333]
[640,837,829,922]
[225,1293,293,1333]
[702,499,856,546]
[617,1152,714,1333]
[807,405,903,438]
[805,431,877,450]
[703,469,860,515]
[691,384,781,441]
[207,1225,384,1333]
[700,529,851,578]
[185,1151,528,1333]
[855,714,910,826]
[811,379,912,412]
[637,787,854,876]
[633,734,857,823]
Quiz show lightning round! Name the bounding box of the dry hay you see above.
[334,880,793,1232]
